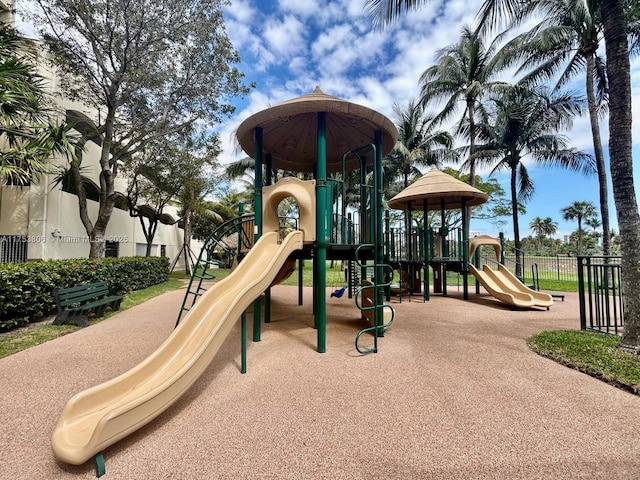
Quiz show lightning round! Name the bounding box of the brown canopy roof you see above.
[387,166,489,211]
[236,86,398,173]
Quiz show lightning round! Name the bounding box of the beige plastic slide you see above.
[52,230,304,466]
[469,263,553,309]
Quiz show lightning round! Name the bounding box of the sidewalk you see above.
[1,286,639,479]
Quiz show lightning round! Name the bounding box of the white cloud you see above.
[263,14,307,58]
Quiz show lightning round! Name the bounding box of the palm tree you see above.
[383,99,455,255]
[384,99,454,192]
[476,0,640,354]
[542,217,558,238]
[602,0,640,352]
[474,86,593,274]
[561,200,597,255]
[418,24,510,190]
[504,0,612,255]
[529,216,548,249]
[365,0,640,350]
[0,22,77,184]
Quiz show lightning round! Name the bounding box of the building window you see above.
[160,244,166,257]
[105,241,119,258]
[0,235,27,263]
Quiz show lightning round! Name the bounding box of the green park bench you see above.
[53,281,123,327]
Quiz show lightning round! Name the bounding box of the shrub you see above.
[0,256,169,331]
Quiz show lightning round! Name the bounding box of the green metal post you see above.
[423,198,430,301]
[374,130,384,340]
[264,153,272,324]
[241,312,247,373]
[316,112,327,353]
[253,127,263,342]
[462,197,469,300]
[95,452,106,477]
[298,258,303,305]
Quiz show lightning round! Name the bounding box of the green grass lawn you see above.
[528,330,640,394]
[0,279,185,360]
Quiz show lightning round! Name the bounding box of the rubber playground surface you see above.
[2,285,640,479]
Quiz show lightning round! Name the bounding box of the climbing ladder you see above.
[353,244,395,354]
[175,214,255,326]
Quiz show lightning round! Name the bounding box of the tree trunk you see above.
[183,210,193,276]
[510,166,522,278]
[466,99,476,234]
[88,107,118,258]
[70,143,94,244]
[601,0,640,351]
[585,53,611,255]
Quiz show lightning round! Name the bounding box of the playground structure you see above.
[51,88,555,475]
[52,87,400,474]
[469,235,553,309]
[387,167,553,309]
[387,166,488,301]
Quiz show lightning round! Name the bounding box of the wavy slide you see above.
[469,263,553,309]
[52,230,304,466]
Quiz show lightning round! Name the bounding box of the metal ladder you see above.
[175,214,255,327]
[353,244,395,354]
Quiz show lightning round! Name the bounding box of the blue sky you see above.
[17,0,640,241]
[217,0,640,241]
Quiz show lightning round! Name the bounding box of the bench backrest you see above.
[55,281,110,306]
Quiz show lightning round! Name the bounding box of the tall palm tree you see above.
[383,99,454,254]
[529,216,547,249]
[602,0,640,351]
[418,24,510,189]
[474,86,593,274]
[542,217,558,238]
[476,0,640,353]
[505,0,613,255]
[561,200,597,255]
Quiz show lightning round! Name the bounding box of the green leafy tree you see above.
[31,0,251,258]
[561,200,598,255]
[0,22,77,184]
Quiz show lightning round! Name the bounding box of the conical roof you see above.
[387,166,489,211]
[236,86,398,173]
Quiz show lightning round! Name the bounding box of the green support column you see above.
[462,197,469,300]
[265,153,272,324]
[316,112,327,353]
[374,130,384,339]
[298,258,304,306]
[423,198,430,301]
[241,313,247,373]
[253,127,263,342]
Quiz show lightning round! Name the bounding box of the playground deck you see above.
[2,286,640,479]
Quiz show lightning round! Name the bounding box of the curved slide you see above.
[469,263,553,309]
[52,230,304,466]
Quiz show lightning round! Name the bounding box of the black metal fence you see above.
[498,254,578,283]
[577,256,624,334]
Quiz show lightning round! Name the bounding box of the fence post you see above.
[577,256,587,330]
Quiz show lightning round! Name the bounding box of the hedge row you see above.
[0,256,170,331]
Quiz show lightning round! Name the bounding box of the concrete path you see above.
[1,286,639,479]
